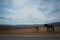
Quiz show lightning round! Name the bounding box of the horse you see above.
[44,24,55,32]
[33,26,39,32]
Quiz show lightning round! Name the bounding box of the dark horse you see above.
[44,24,55,32]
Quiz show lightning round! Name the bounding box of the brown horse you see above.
[33,26,39,32]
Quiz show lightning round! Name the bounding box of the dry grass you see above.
[0,31,60,35]
[0,27,60,35]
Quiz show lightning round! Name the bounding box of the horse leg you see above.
[51,28,53,32]
[47,28,49,32]
[53,27,55,32]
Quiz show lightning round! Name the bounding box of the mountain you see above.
[50,22,60,24]
[0,22,60,27]
[50,22,60,27]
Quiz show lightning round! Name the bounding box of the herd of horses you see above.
[33,24,55,32]
[0,24,55,32]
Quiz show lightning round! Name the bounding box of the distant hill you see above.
[50,22,60,24]
[0,24,43,27]
[50,22,60,27]
[0,22,60,27]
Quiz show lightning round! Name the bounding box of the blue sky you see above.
[0,0,60,25]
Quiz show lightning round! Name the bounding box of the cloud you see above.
[0,0,60,24]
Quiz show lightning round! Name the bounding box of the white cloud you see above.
[0,0,60,24]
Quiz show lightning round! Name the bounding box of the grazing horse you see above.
[35,26,39,31]
[33,26,39,32]
[44,24,55,32]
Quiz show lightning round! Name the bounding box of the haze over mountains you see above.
[0,22,60,27]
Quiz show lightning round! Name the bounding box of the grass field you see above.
[0,31,60,35]
[0,27,60,35]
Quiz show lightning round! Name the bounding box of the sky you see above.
[0,0,60,25]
